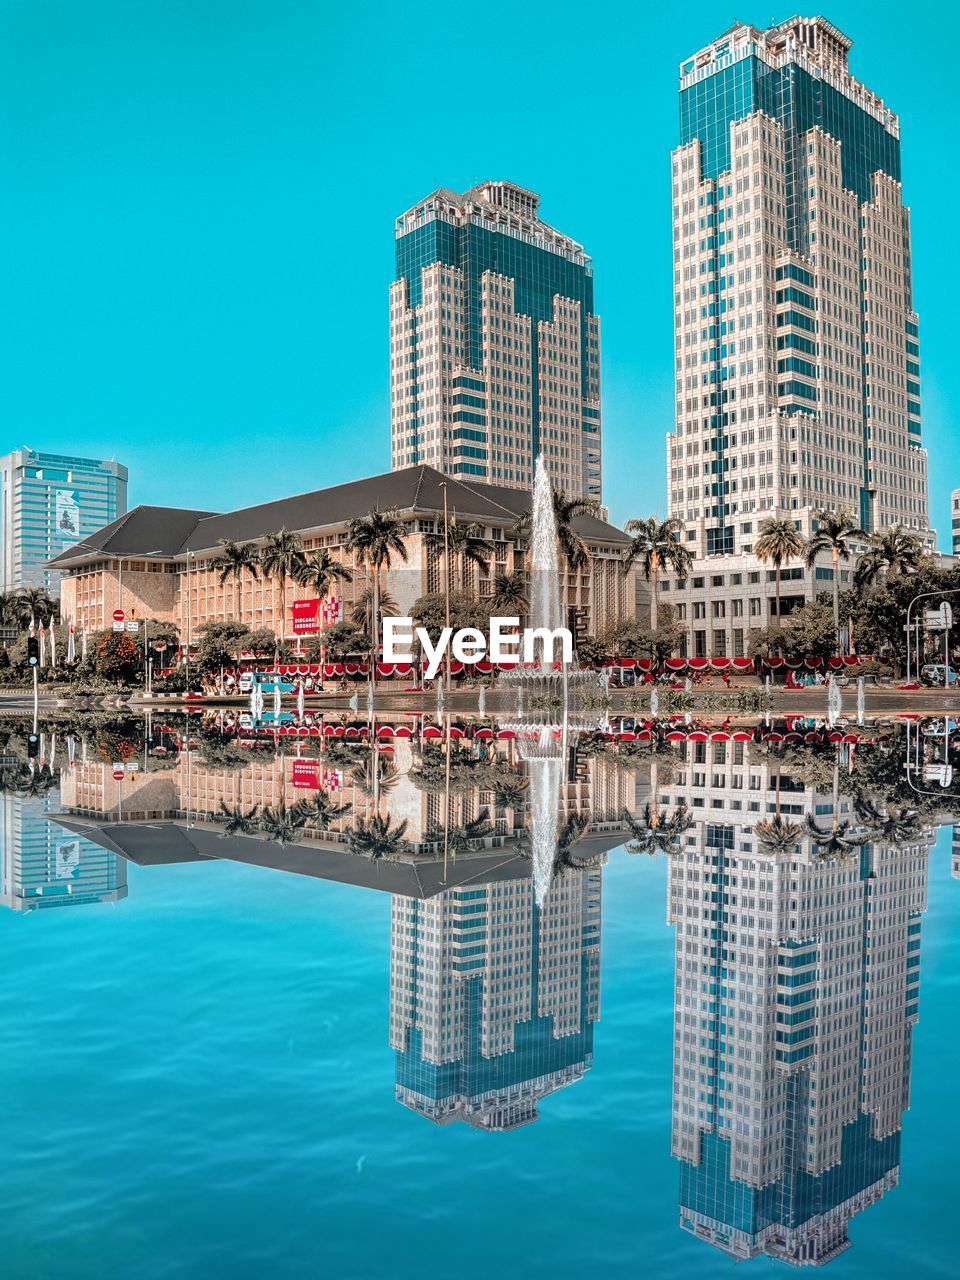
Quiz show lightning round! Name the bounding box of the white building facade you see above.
[662,17,930,654]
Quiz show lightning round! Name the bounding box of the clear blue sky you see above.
[2,0,956,536]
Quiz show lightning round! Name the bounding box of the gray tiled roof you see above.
[46,505,216,566]
[49,465,628,568]
[52,815,532,899]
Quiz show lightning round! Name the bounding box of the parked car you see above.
[920,663,958,687]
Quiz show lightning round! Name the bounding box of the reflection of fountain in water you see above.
[523,726,564,906]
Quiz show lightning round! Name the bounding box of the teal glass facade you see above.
[392,187,601,492]
[676,27,923,543]
[0,448,128,594]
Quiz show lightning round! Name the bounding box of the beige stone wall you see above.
[60,523,637,643]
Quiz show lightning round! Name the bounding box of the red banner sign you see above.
[291,760,321,790]
[292,598,320,634]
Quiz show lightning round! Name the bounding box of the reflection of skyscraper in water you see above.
[668,828,929,1265]
[1,790,127,912]
[390,869,601,1129]
[952,826,960,879]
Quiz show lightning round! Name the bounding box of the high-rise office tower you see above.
[389,869,601,1129]
[662,757,930,1264]
[390,181,602,500]
[1,789,128,913]
[669,16,928,557]
[0,447,128,594]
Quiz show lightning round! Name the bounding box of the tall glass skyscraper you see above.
[1,789,128,914]
[668,16,928,556]
[389,868,602,1129]
[390,181,602,500]
[0,447,128,594]
[658,746,930,1265]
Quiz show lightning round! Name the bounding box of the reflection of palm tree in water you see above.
[347,815,411,861]
[427,810,495,860]
[622,805,693,857]
[518,812,601,879]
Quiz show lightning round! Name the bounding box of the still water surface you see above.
[2,713,958,1278]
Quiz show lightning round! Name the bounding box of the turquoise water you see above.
[3,823,958,1279]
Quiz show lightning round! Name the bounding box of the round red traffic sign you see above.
[113,609,125,622]
[112,769,125,781]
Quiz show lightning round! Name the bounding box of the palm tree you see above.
[621,516,692,630]
[15,586,57,630]
[259,528,306,653]
[291,791,353,831]
[347,815,411,861]
[211,539,260,621]
[345,509,408,685]
[755,516,805,629]
[0,591,22,631]
[294,549,353,611]
[515,488,598,617]
[753,815,804,858]
[854,525,924,589]
[804,509,866,649]
[427,516,496,590]
[490,570,529,618]
[622,804,693,856]
[215,800,261,838]
[258,800,308,846]
[350,586,398,634]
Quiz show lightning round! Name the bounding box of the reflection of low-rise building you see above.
[662,752,931,1265]
[390,867,601,1129]
[1,789,127,913]
[58,733,638,855]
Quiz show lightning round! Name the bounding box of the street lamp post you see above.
[905,589,960,683]
[440,481,451,699]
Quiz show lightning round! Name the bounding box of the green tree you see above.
[319,620,369,660]
[259,528,306,652]
[427,810,495,859]
[411,591,491,646]
[804,815,861,862]
[490,570,529,618]
[15,586,58,630]
[211,539,260,620]
[854,525,925,590]
[427,516,496,591]
[804,509,866,650]
[194,620,250,679]
[755,516,805,628]
[621,516,691,630]
[515,487,598,617]
[294,548,353,652]
[345,509,408,685]
[350,585,398,634]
